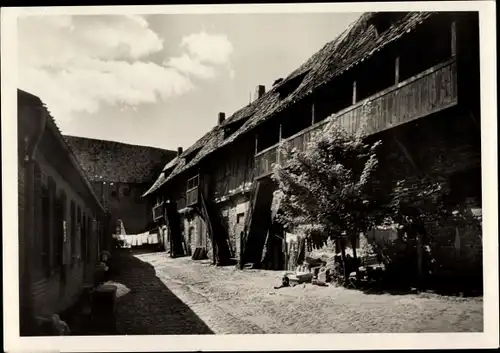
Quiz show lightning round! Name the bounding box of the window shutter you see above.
[70,201,76,264]
[76,206,82,263]
[48,177,56,272]
[82,213,87,264]
[33,162,43,269]
[54,191,65,267]
[41,179,50,274]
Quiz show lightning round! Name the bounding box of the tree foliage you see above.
[273,122,382,242]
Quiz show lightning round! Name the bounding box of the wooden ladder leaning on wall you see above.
[239,180,261,269]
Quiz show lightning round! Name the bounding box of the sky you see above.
[18,12,361,151]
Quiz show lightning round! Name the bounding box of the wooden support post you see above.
[255,133,259,155]
[311,102,316,125]
[393,136,422,176]
[395,56,400,84]
[352,81,357,104]
[451,21,457,57]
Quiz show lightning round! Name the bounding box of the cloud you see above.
[18,15,164,67]
[19,59,194,120]
[165,54,216,80]
[18,15,235,123]
[180,31,234,65]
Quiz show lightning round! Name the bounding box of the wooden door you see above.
[235,212,246,260]
[197,216,207,249]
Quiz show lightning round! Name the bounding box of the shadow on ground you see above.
[355,277,483,298]
[109,249,214,335]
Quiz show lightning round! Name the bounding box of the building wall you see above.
[94,181,152,234]
[181,213,211,257]
[372,107,482,274]
[218,195,250,260]
[28,148,101,318]
[212,137,254,200]
[18,162,26,288]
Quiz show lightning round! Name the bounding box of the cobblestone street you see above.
[109,249,483,334]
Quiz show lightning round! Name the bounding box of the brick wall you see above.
[218,195,250,260]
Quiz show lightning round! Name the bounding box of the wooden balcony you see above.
[255,58,458,178]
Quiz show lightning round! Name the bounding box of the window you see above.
[276,71,309,100]
[87,216,92,263]
[367,12,407,35]
[70,201,76,262]
[224,116,252,140]
[33,162,43,271]
[76,205,82,262]
[187,175,199,191]
[184,147,203,164]
[81,212,87,265]
[237,212,245,224]
[41,179,50,273]
[54,190,66,268]
[122,186,131,197]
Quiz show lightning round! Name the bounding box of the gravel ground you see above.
[112,250,483,334]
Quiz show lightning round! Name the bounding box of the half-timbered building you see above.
[143,12,481,275]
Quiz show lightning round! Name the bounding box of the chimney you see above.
[177,147,183,157]
[218,112,226,125]
[255,85,265,101]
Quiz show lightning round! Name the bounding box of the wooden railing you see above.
[186,186,199,207]
[255,58,458,178]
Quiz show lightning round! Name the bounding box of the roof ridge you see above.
[63,134,175,153]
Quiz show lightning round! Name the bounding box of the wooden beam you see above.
[393,136,422,176]
[451,21,457,56]
[395,56,400,84]
[352,81,357,104]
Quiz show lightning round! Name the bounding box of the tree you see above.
[388,176,482,288]
[272,121,383,285]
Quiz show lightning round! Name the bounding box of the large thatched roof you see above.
[144,12,435,197]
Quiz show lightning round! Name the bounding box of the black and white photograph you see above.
[2,2,498,351]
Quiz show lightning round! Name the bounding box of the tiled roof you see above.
[144,12,435,196]
[64,135,176,184]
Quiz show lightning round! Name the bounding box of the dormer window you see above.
[184,147,202,164]
[223,115,253,140]
[275,70,310,100]
[367,12,407,36]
